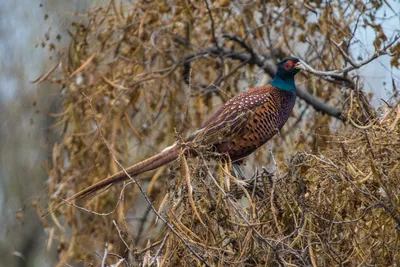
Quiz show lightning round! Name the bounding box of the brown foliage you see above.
[36,0,400,266]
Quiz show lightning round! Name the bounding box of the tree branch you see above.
[183,46,342,119]
[297,35,400,89]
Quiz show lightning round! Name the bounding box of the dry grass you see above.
[137,104,400,266]
[35,1,400,266]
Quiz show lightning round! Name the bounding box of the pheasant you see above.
[53,57,303,208]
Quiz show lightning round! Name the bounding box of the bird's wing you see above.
[193,85,275,146]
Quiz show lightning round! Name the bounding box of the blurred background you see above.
[0,0,398,266]
[0,1,105,266]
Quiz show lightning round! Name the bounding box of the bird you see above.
[48,57,303,213]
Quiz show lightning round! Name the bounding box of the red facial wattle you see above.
[283,60,295,70]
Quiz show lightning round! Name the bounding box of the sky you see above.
[352,0,400,105]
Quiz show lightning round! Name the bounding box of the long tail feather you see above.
[43,144,180,217]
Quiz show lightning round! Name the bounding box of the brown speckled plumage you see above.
[194,85,296,161]
[46,58,301,211]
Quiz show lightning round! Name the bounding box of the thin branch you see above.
[222,34,256,60]
[182,46,343,119]
[113,220,133,254]
[298,35,400,88]
[199,155,286,266]
[342,35,400,73]
[101,243,108,267]
[204,0,219,49]
[330,39,358,68]
[149,233,169,266]
[82,93,211,266]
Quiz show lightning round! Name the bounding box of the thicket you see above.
[36,1,400,266]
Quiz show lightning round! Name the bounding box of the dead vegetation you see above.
[35,0,400,266]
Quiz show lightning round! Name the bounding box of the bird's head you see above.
[271,57,304,92]
[276,57,302,77]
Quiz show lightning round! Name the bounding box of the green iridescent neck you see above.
[270,75,296,92]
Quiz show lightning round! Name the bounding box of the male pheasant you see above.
[55,57,302,205]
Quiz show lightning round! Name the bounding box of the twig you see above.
[199,156,286,266]
[222,34,255,59]
[297,35,400,88]
[113,258,125,267]
[182,154,207,227]
[113,220,133,253]
[134,204,153,244]
[341,35,399,74]
[69,52,97,78]
[204,0,225,92]
[197,58,250,96]
[182,46,342,119]
[32,61,60,84]
[81,93,211,266]
[101,243,108,267]
[149,233,169,266]
[137,240,163,254]
[204,0,219,49]
[309,203,379,224]
[56,180,133,217]
[330,39,358,68]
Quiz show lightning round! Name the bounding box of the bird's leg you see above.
[231,162,246,180]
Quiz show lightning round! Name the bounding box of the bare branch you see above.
[101,243,108,267]
[330,39,358,68]
[298,35,400,89]
[222,34,256,60]
[183,46,343,119]
[204,0,219,49]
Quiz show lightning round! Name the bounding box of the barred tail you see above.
[43,144,180,217]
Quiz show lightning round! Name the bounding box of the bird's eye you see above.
[283,60,293,70]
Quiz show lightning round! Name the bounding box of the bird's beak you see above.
[295,62,306,71]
